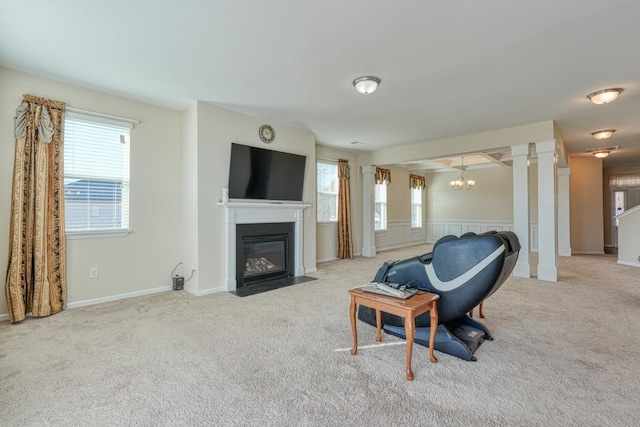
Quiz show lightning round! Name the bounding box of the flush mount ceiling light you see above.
[353,76,381,94]
[587,88,623,104]
[585,145,620,159]
[591,129,616,140]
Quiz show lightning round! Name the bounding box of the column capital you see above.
[510,143,531,158]
[535,139,558,154]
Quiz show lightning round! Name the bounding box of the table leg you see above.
[429,301,438,363]
[405,312,415,381]
[349,296,358,356]
[375,309,382,342]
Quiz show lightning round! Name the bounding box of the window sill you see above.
[317,221,338,225]
[66,229,131,240]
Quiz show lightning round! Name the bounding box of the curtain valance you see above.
[375,167,391,184]
[410,174,426,189]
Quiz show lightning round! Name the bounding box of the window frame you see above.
[63,111,133,239]
[316,160,339,223]
[411,187,423,228]
[374,182,387,231]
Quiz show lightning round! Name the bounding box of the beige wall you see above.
[0,67,183,317]
[569,156,604,254]
[384,165,415,222]
[425,165,538,221]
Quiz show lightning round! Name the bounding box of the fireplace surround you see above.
[220,202,311,291]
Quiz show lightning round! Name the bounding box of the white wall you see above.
[189,102,317,292]
[0,67,183,317]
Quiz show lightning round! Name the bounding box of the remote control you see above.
[374,282,405,298]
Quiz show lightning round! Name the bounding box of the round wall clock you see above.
[259,124,275,143]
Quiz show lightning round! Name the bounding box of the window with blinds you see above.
[63,112,131,236]
[374,183,387,230]
[317,161,338,222]
[411,187,422,228]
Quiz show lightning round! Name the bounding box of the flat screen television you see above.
[228,143,306,202]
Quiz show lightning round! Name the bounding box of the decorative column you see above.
[536,140,559,281]
[557,167,572,256]
[511,143,532,278]
[361,165,377,257]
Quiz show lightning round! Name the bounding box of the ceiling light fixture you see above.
[584,145,620,159]
[450,156,475,190]
[587,88,623,105]
[353,76,381,94]
[591,129,616,140]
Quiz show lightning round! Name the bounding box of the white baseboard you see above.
[67,285,173,310]
[572,251,606,255]
[617,260,640,268]
[304,267,318,273]
[184,285,225,296]
[0,313,9,322]
[316,257,338,263]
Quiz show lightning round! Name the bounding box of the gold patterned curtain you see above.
[375,167,391,184]
[5,94,67,323]
[410,174,426,189]
[337,159,353,259]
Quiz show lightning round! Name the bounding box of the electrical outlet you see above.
[192,263,197,271]
[89,267,98,279]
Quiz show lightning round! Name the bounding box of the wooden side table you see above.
[348,287,439,381]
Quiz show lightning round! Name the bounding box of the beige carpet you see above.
[1,245,639,426]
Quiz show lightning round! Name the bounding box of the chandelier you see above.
[450,157,475,190]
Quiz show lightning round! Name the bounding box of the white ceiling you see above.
[1,1,639,169]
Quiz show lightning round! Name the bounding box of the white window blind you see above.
[411,187,422,228]
[63,112,131,235]
[317,161,338,222]
[374,183,387,230]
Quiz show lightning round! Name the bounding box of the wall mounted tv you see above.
[228,143,307,202]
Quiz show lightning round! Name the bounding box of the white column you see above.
[511,143,532,278]
[361,165,377,257]
[557,167,572,256]
[536,140,559,281]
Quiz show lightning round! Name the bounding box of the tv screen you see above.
[228,143,306,202]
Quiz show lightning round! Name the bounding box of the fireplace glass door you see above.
[242,235,288,283]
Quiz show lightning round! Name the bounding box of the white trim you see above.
[572,251,606,255]
[67,285,172,309]
[304,267,318,273]
[66,108,140,127]
[0,313,9,322]
[617,260,640,268]
[66,229,131,239]
[184,286,225,296]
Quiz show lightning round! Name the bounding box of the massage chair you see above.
[358,230,520,361]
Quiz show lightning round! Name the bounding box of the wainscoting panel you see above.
[426,219,539,252]
[375,220,427,251]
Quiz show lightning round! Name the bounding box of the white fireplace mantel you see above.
[219,202,311,291]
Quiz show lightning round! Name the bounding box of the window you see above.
[411,187,422,228]
[317,161,338,221]
[374,183,387,230]
[63,112,131,236]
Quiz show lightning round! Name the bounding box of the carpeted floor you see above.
[1,245,639,426]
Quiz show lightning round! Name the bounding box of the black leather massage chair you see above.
[358,230,520,361]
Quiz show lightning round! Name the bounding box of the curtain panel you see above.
[609,173,640,187]
[410,174,426,189]
[5,94,67,323]
[375,167,391,185]
[337,159,354,259]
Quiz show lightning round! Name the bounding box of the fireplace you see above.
[220,202,311,291]
[236,223,294,287]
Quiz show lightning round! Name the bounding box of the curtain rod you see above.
[65,107,141,126]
